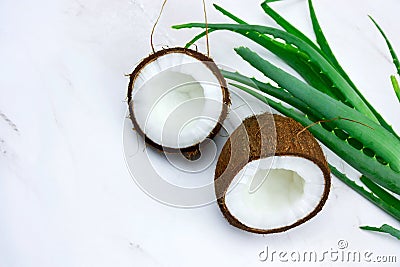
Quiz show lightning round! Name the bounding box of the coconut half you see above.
[127,47,230,160]
[214,113,330,234]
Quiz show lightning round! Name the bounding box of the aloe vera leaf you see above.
[172,23,378,120]
[260,1,361,103]
[330,167,400,221]
[226,72,400,183]
[213,4,247,24]
[391,75,400,103]
[184,3,243,49]
[260,0,351,102]
[360,224,400,240]
[230,81,322,123]
[307,0,351,80]
[363,98,400,140]
[185,4,245,48]
[260,1,319,50]
[231,80,400,196]
[224,70,348,133]
[181,6,345,101]
[223,70,392,153]
[254,2,400,138]
[218,4,344,99]
[184,29,216,49]
[369,16,400,76]
[360,176,400,208]
[216,2,352,103]
[183,5,400,138]
[223,70,330,125]
[263,0,281,3]
[183,4,399,137]
[178,20,349,103]
[330,166,400,221]
[309,5,399,138]
[234,46,400,174]
[221,71,307,112]
[368,16,400,137]
[184,2,246,48]
[308,0,400,139]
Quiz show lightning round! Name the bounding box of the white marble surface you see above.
[1,0,400,266]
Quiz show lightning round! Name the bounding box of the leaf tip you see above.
[213,3,223,11]
[261,0,281,4]
[233,46,249,54]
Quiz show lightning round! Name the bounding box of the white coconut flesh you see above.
[132,52,224,149]
[224,156,326,230]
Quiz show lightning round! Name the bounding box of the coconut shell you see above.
[127,47,230,160]
[214,113,331,234]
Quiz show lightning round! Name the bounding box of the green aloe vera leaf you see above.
[223,70,363,142]
[182,6,346,101]
[261,1,400,138]
[237,80,400,216]
[263,0,282,3]
[234,46,400,175]
[391,75,400,103]
[360,176,400,208]
[230,80,400,196]
[308,0,399,138]
[236,78,400,233]
[223,70,342,130]
[330,166,400,221]
[172,23,378,120]
[369,16,400,76]
[216,3,343,99]
[227,1,347,102]
[221,70,312,113]
[261,0,353,101]
[307,0,352,82]
[213,3,246,24]
[184,29,216,49]
[226,73,393,173]
[360,224,400,240]
[223,70,393,160]
[260,1,320,51]
[184,4,246,48]
[183,4,400,138]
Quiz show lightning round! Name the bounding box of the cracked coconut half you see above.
[127,47,230,160]
[214,113,331,234]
